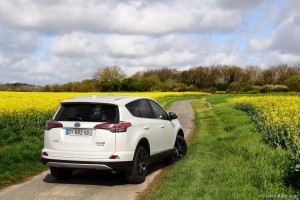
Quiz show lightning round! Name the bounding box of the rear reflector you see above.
[94,122,132,132]
[109,155,120,159]
[45,120,63,130]
[42,152,48,156]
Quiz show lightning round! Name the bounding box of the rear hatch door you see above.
[49,103,119,159]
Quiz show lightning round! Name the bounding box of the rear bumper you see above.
[42,158,133,171]
[41,148,135,161]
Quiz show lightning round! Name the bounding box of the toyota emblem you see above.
[74,122,81,128]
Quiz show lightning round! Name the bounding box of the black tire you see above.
[126,146,149,184]
[164,135,187,164]
[50,167,73,180]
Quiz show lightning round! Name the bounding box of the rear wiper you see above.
[66,117,83,121]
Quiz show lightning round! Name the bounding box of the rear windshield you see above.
[54,103,119,122]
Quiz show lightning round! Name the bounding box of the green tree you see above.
[121,78,145,91]
[81,79,99,92]
[286,75,300,91]
[227,82,242,93]
[93,66,126,91]
[258,68,276,85]
[42,85,50,92]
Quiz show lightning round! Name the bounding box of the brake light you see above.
[94,122,132,132]
[45,120,63,130]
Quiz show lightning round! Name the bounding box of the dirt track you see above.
[0,100,195,200]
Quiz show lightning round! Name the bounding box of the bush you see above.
[242,85,254,92]
[286,75,300,92]
[244,90,260,94]
[203,87,218,94]
[259,85,289,93]
[187,85,199,91]
[216,91,226,94]
[226,82,242,93]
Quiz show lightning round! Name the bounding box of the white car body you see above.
[42,96,186,183]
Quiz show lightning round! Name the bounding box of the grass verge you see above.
[0,112,52,188]
[142,100,297,200]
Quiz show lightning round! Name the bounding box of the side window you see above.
[136,99,153,118]
[125,101,141,117]
[148,100,168,120]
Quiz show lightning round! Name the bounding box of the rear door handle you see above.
[160,124,165,128]
[143,126,149,130]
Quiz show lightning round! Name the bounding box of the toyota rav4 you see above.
[41,96,187,184]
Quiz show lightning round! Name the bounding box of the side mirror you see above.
[169,112,177,120]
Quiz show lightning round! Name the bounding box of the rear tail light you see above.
[45,120,63,130]
[42,152,48,156]
[94,122,132,132]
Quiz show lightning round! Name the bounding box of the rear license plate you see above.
[66,129,93,136]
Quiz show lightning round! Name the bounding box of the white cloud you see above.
[0,53,10,66]
[269,14,300,54]
[102,34,202,66]
[0,0,241,34]
[105,35,156,57]
[216,0,267,10]
[50,32,104,57]
[101,34,243,67]
[276,53,300,64]
[0,26,40,55]
[0,0,300,85]
[249,38,272,51]
[246,0,300,67]
[35,61,55,74]
[249,12,300,62]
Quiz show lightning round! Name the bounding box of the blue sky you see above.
[0,0,299,85]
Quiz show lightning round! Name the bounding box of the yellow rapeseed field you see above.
[229,96,300,132]
[0,91,208,131]
[0,91,207,115]
[229,95,300,163]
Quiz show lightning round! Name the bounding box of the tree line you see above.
[2,64,300,92]
[42,64,300,93]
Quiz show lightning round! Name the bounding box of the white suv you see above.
[41,96,187,184]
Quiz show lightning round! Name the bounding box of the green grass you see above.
[157,94,207,109]
[143,99,297,200]
[0,111,53,188]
